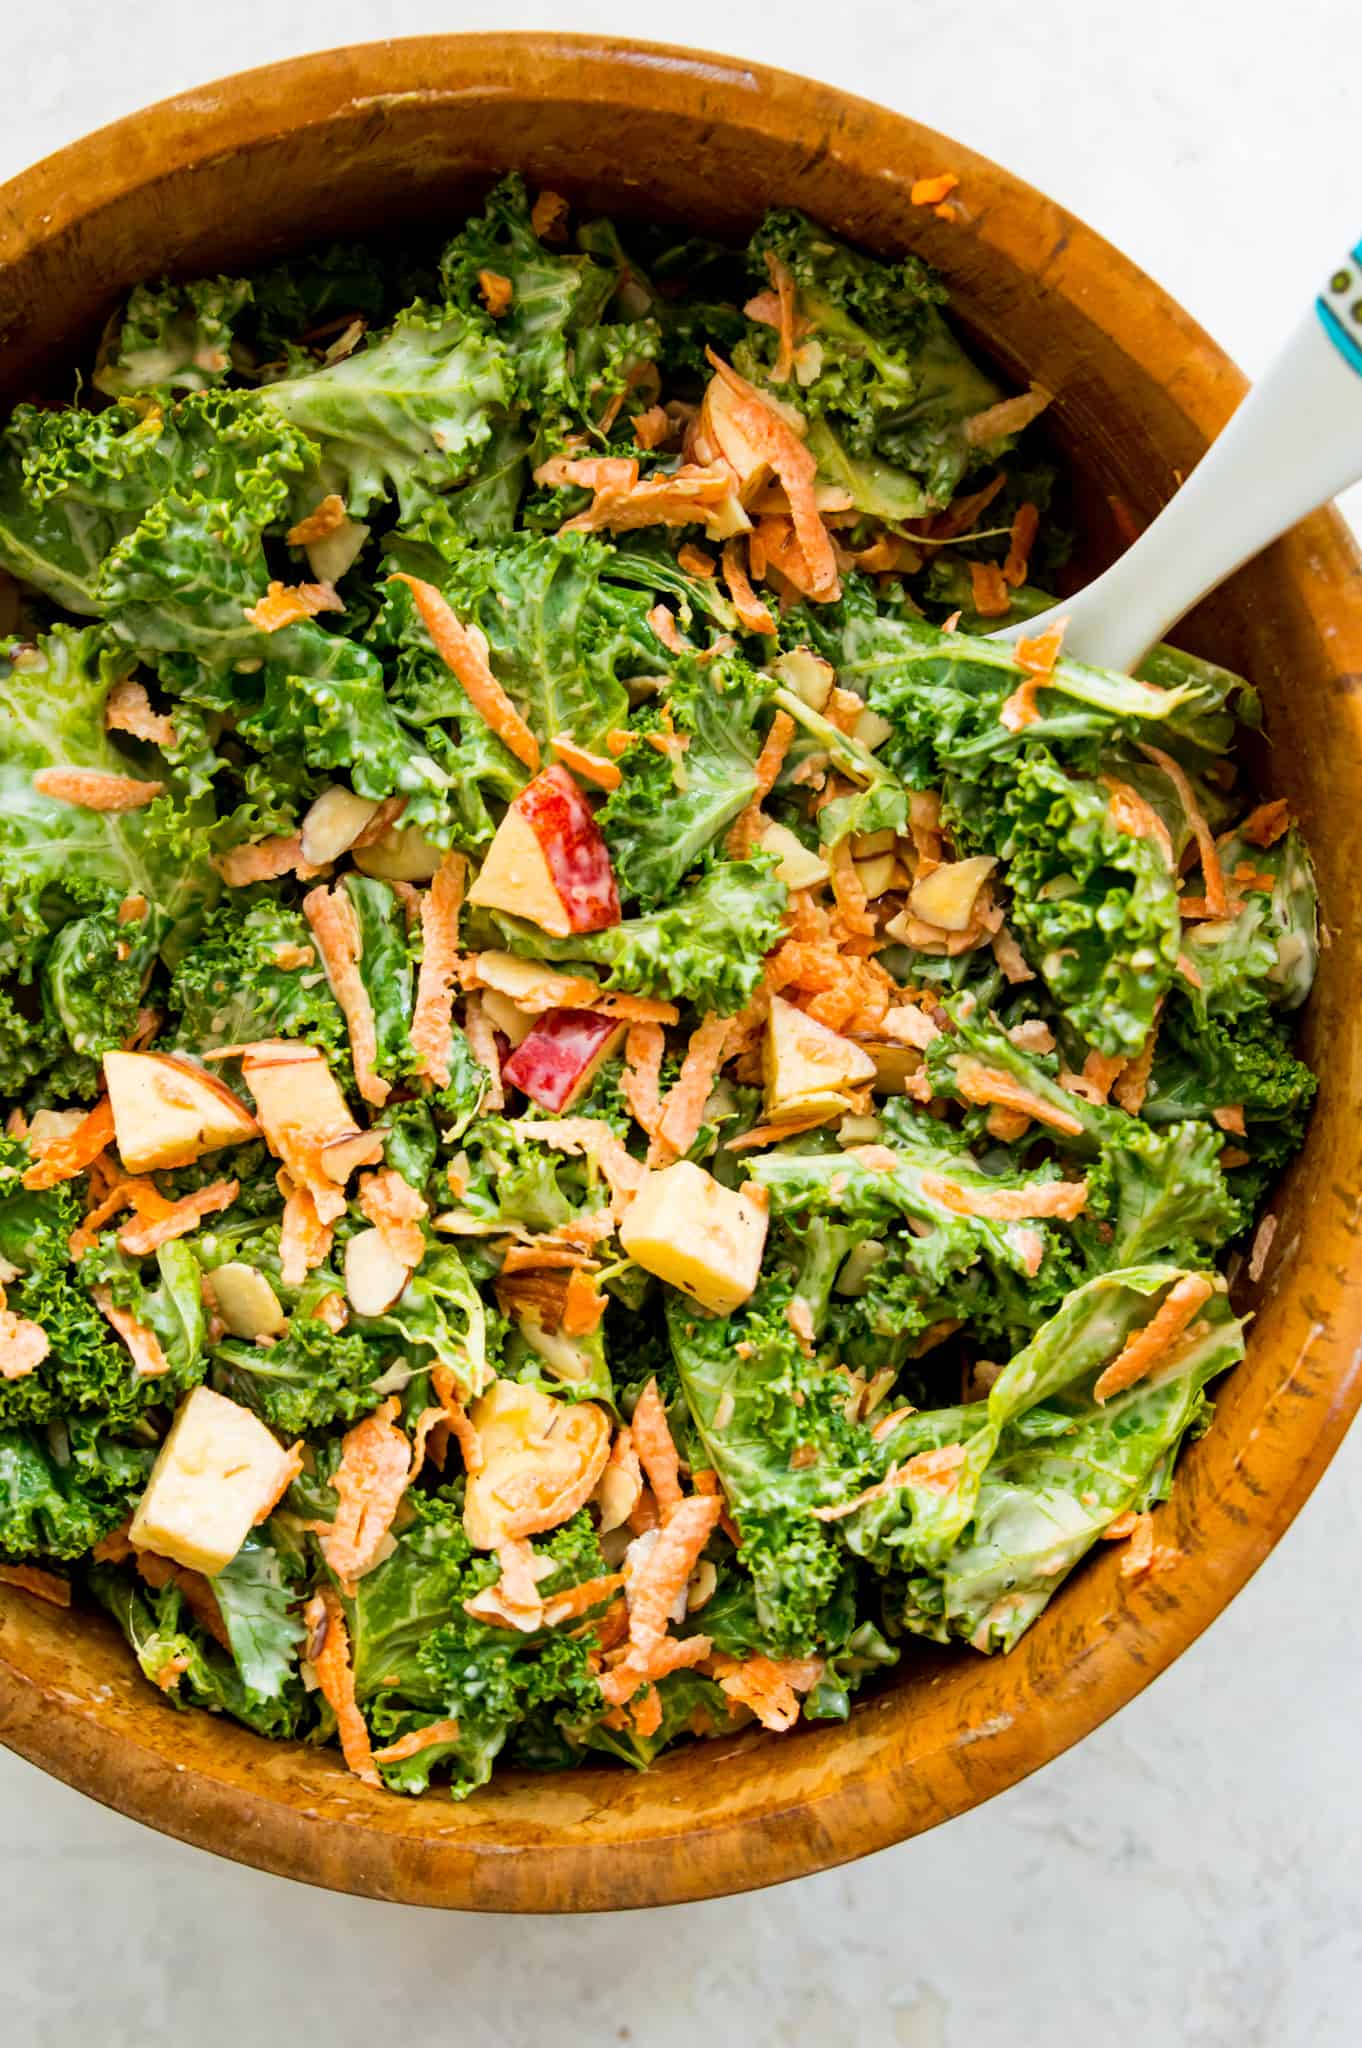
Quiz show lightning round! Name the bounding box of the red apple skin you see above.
[502,1009,626,1112]
[515,765,620,933]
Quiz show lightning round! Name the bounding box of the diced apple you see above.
[129,1386,298,1576]
[619,1160,768,1316]
[763,996,877,1120]
[299,785,379,866]
[468,766,620,937]
[854,852,897,899]
[852,707,893,751]
[344,1227,412,1318]
[239,1043,369,1215]
[210,1262,286,1340]
[463,1379,611,1550]
[479,988,533,1049]
[756,819,828,890]
[351,821,444,882]
[319,1128,387,1183]
[502,1009,625,1112]
[771,647,834,712]
[103,1051,259,1176]
[908,855,998,932]
[856,1040,925,1094]
[305,515,369,586]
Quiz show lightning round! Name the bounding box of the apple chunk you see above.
[502,1008,625,1113]
[763,996,877,1121]
[103,1051,258,1175]
[468,765,620,937]
[130,1387,298,1577]
[620,1160,768,1317]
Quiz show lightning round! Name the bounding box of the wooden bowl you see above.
[1,34,1360,1912]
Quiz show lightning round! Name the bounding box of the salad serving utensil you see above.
[993,244,1362,670]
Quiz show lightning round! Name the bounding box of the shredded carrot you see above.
[22,1097,115,1191]
[372,1717,462,1766]
[1002,502,1040,589]
[710,1652,823,1732]
[1139,743,1228,917]
[632,405,672,451]
[1103,778,1175,866]
[409,850,467,1090]
[389,574,540,771]
[765,249,799,383]
[621,1021,666,1142]
[920,1171,1089,1222]
[952,1056,1085,1136]
[722,1109,835,1152]
[116,1177,238,1256]
[598,1494,722,1703]
[358,1167,427,1269]
[305,1586,379,1785]
[704,351,840,600]
[964,385,1052,448]
[813,1441,967,1522]
[243,579,343,632]
[549,734,622,791]
[286,493,347,546]
[430,1365,483,1473]
[1093,1274,1215,1403]
[647,603,689,655]
[631,1378,684,1521]
[677,542,716,578]
[1238,798,1290,848]
[32,768,164,812]
[654,1014,731,1162]
[827,835,875,936]
[929,474,1008,540]
[561,462,743,543]
[1112,1020,1160,1115]
[322,1396,413,1592]
[461,994,505,1114]
[253,1440,304,1526]
[911,171,959,206]
[477,269,513,317]
[1212,1103,1247,1137]
[969,561,1011,618]
[214,832,327,888]
[278,1176,335,1288]
[726,707,795,854]
[104,676,177,749]
[94,1286,167,1376]
[303,883,389,1109]
[0,1311,50,1381]
[561,1267,606,1335]
[0,1561,70,1606]
[530,188,570,241]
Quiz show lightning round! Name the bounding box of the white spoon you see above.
[989,243,1362,672]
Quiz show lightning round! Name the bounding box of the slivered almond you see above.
[319,1129,387,1183]
[344,1227,412,1318]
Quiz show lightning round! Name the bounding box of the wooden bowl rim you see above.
[2,31,1361,1912]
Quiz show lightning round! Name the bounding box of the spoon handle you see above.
[991,243,1362,672]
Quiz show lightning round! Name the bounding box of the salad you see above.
[0,176,1317,1796]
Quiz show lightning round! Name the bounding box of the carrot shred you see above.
[409,850,467,1090]
[388,574,540,771]
[964,385,1052,448]
[22,1097,115,1190]
[1238,798,1290,848]
[214,832,327,888]
[812,1442,967,1522]
[477,269,513,317]
[726,707,795,855]
[321,1395,413,1593]
[243,579,343,632]
[116,1177,238,1256]
[1002,502,1040,588]
[561,462,743,543]
[631,1378,684,1522]
[285,493,347,546]
[549,735,622,791]
[621,1020,666,1143]
[827,835,875,937]
[1103,778,1175,866]
[278,1175,335,1289]
[1093,1274,1216,1403]
[32,768,164,812]
[969,561,1011,618]
[952,1056,1085,1137]
[135,1550,229,1645]
[561,1267,606,1336]
[305,1586,379,1785]
[598,1494,722,1703]
[1139,743,1229,917]
[765,249,799,383]
[704,351,839,600]
[1112,1017,1161,1114]
[372,1717,463,1766]
[104,677,177,749]
[358,1167,427,1269]
[94,1285,167,1376]
[677,542,716,578]
[303,883,389,1109]
[920,1171,1089,1222]
[654,1014,732,1162]
[709,1652,823,1732]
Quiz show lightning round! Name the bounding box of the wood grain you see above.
[0,32,1360,1912]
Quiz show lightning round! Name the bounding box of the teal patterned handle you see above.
[1317,246,1362,377]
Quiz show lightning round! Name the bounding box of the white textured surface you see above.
[2,4,1361,2041]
